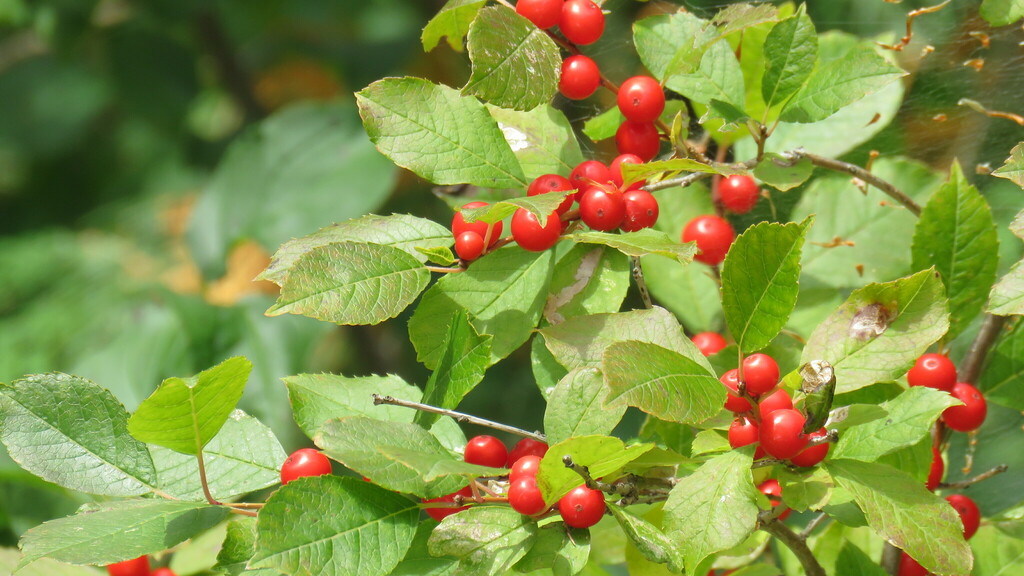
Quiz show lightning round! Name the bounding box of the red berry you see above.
[945,493,981,539]
[615,120,660,162]
[579,187,625,231]
[570,160,611,192]
[509,476,549,515]
[719,175,760,214]
[926,444,944,491]
[516,0,563,29]
[464,435,508,468]
[151,569,176,576]
[789,427,829,467]
[453,202,503,248]
[942,382,987,432]
[559,55,600,100]
[510,454,542,481]
[423,486,473,522]
[907,353,957,392]
[758,479,791,521]
[728,417,759,449]
[559,0,604,45]
[280,448,332,485]
[609,153,645,190]
[721,369,752,413]
[621,190,659,232]
[617,76,665,123]
[682,215,735,266]
[107,556,151,576]
[508,438,549,466]
[898,553,928,576]
[511,208,562,252]
[742,353,780,397]
[455,231,485,261]
[558,485,606,528]
[527,173,575,214]
[757,388,793,420]
[692,332,727,356]
[760,409,809,460]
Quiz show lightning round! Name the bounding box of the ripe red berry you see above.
[758,479,791,521]
[615,120,660,162]
[926,444,944,491]
[906,353,957,392]
[528,174,575,214]
[509,476,549,515]
[719,175,760,214]
[760,409,809,460]
[558,485,606,528]
[621,190,659,232]
[508,438,549,466]
[789,427,829,467]
[570,160,611,192]
[516,0,563,29]
[510,454,542,481]
[728,417,759,449]
[559,0,604,46]
[464,435,509,468]
[453,201,503,248]
[721,369,752,413]
[682,215,735,266]
[107,556,151,576]
[945,494,980,539]
[742,353,780,397]
[579,187,625,231]
[617,76,665,123]
[423,486,473,522]
[757,388,793,420]
[280,448,332,485]
[609,153,645,190]
[455,231,485,261]
[559,55,600,100]
[511,208,562,252]
[898,553,928,576]
[942,382,987,432]
[692,332,727,356]
[152,569,176,576]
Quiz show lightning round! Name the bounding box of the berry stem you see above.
[372,394,547,442]
[642,171,713,192]
[630,256,653,309]
[426,264,466,274]
[758,511,826,576]
[799,512,830,539]
[959,313,1006,385]
[228,508,259,517]
[937,463,1008,489]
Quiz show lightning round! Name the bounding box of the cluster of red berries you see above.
[906,353,987,432]
[679,175,762,266]
[106,556,175,576]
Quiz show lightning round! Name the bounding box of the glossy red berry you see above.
[946,494,980,539]
[615,120,660,162]
[528,174,575,214]
[742,353,780,397]
[682,215,735,266]
[757,388,793,420]
[926,444,944,491]
[558,485,606,528]
[609,153,644,189]
[898,553,928,576]
[453,202,503,248]
[621,190,659,232]
[559,55,600,100]
[559,0,604,45]
[511,208,562,252]
[464,435,509,468]
[508,438,549,466]
[760,409,809,460]
[907,353,957,392]
[509,476,549,516]
[516,0,563,29]
[423,486,473,522]
[455,231,485,261]
[942,382,987,432]
[728,417,759,449]
[151,569,176,576]
[510,454,542,481]
[570,160,611,192]
[789,427,829,467]
[719,175,760,214]
[617,76,665,123]
[692,332,727,356]
[758,479,791,521]
[280,448,332,485]
[107,556,151,576]
[721,369,752,413]
[579,187,625,231]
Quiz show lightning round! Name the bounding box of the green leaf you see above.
[392,522,459,576]
[357,77,526,188]
[417,309,492,428]
[979,320,1024,410]
[422,0,487,52]
[428,506,537,576]
[285,373,422,438]
[620,158,736,184]
[266,241,430,326]
[128,356,251,455]
[666,39,745,107]
[487,105,584,180]
[834,542,888,576]
[18,500,228,568]
[251,476,418,576]
[712,3,780,36]
[537,436,654,504]
[419,245,459,266]
[410,247,554,369]
[833,387,960,461]
[566,229,697,264]
[258,214,453,285]
[214,517,282,576]
[801,270,949,393]
[912,162,999,339]
[826,459,973,575]
[544,368,626,445]
[633,12,716,80]
[513,524,590,576]
[981,0,1024,26]
[0,373,156,497]
[761,10,817,110]
[993,142,1024,189]
[721,218,812,353]
[663,451,760,573]
[0,549,102,576]
[777,466,833,512]
[464,6,560,110]
[544,245,630,324]
[779,46,905,123]
[603,341,724,425]
[609,507,684,572]
[582,107,624,143]
[972,525,1024,575]
[461,191,573,225]
[753,153,814,191]
[989,260,1024,316]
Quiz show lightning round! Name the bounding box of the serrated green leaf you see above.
[992,142,1024,189]
[634,12,717,80]
[251,476,418,576]
[18,500,228,568]
[620,158,735,184]
[663,451,760,573]
[513,524,590,576]
[214,517,282,576]
[357,77,525,188]
[487,105,584,180]
[419,245,459,266]
[266,241,430,326]
[603,341,723,425]
[667,39,745,107]
[461,191,572,226]
[777,466,833,512]
[722,218,812,353]
[833,387,959,462]
[912,162,999,339]
[128,357,250,455]
[989,259,1024,316]
[376,446,501,482]
[877,436,933,486]
[428,506,537,576]
[711,3,779,37]
[285,373,420,437]
[392,522,459,576]
[537,436,654,504]
[979,320,1024,410]
[801,270,949,393]
[981,0,1024,26]
[422,0,487,52]
[544,368,625,445]
[753,153,814,191]
[761,10,817,111]
[566,229,697,264]
[544,245,630,324]
[826,459,973,575]
[0,373,156,497]
[259,214,453,285]
[417,310,492,428]
[609,507,684,572]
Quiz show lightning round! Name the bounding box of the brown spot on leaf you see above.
[849,302,895,341]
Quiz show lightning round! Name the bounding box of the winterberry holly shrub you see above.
[3,2,1024,576]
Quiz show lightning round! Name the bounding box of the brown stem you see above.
[642,171,713,192]
[631,257,653,309]
[372,394,546,441]
[783,150,921,216]
[759,513,826,576]
[800,512,830,539]
[938,464,1009,489]
[194,10,266,122]
[959,314,1007,384]
[881,543,901,575]
[228,508,259,517]
[196,450,221,506]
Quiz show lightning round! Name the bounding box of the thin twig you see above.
[426,264,466,274]
[228,508,259,517]
[938,464,1009,489]
[226,502,265,509]
[782,149,921,216]
[759,513,826,576]
[642,171,713,192]
[372,394,546,441]
[876,0,952,51]
[959,314,1007,385]
[800,512,830,539]
[631,257,653,309]
[752,458,786,469]
[195,450,221,506]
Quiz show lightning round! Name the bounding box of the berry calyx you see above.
[615,120,660,162]
[508,438,549,466]
[464,435,508,468]
[906,353,957,392]
[455,231,485,261]
[692,332,727,356]
[453,202,503,248]
[942,381,987,432]
[757,388,794,420]
[527,174,575,214]
[107,556,151,576]
[570,160,612,193]
[152,569,177,576]
[682,215,735,266]
[926,444,944,491]
[728,416,759,449]
[511,208,562,252]
[758,479,791,521]
[721,369,752,413]
[559,55,601,100]
[621,190,659,232]
[516,0,563,29]
[509,454,542,481]
[559,0,605,46]
[945,493,980,539]
[558,484,606,528]
[789,427,829,467]
[509,476,548,516]
[423,486,473,522]
[617,76,665,123]
[609,153,644,189]
[741,353,779,397]
[280,448,332,485]
[759,409,809,460]
[719,175,760,214]
[579,187,625,231]
[898,553,928,576]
